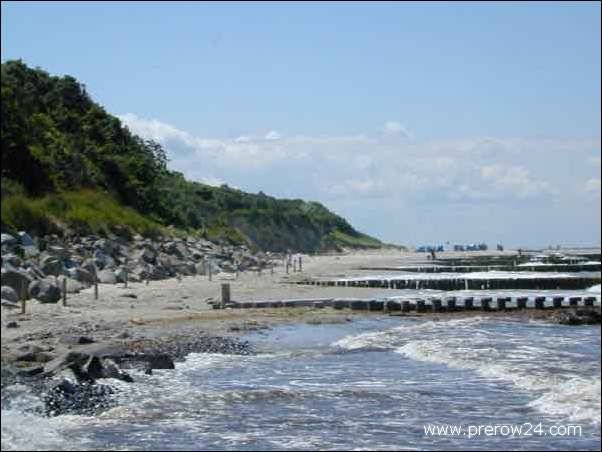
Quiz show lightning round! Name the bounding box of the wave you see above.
[332,317,487,352]
[395,338,601,425]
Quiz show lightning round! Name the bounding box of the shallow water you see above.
[2,316,600,450]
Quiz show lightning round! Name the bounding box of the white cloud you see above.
[384,121,411,138]
[264,130,281,141]
[118,112,599,206]
[199,176,227,187]
[584,178,601,194]
[479,164,553,198]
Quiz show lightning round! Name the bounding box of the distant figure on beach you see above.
[430,249,436,260]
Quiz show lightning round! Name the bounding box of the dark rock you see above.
[28,279,61,303]
[1,266,34,295]
[1,286,19,302]
[15,351,55,363]
[43,379,115,416]
[40,256,63,277]
[145,354,175,370]
[6,321,19,328]
[60,335,96,345]
[550,308,601,325]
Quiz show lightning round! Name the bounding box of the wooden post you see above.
[221,283,231,309]
[416,300,426,313]
[62,278,67,307]
[517,297,528,310]
[124,258,129,288]
[299,256,302,272]
[208,259,213,282]
[535,296,546,309]
[464,297,474,310]
[94,271,99,300]
[20,280,27,315]
[481,297,492,311]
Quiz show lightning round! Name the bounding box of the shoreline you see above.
[1,250,600,417]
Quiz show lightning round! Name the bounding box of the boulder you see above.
[1,253,23,267]
[114,267,128,284]
[67,267,96,285]
[93,238,118,255]
[28,279,61,303]
[1,233,17,250]
[41,255,63,277]
[137,247,157,264]
[1,266,34,295]
[550,308,601,325]
[93,250,115,269]
[1,286,18,303]
[57,276,85,294]
[97,270,117,284]
[17,231,35,247]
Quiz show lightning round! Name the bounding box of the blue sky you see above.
[2,1,600,247]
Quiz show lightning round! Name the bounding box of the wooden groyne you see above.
[296,272,601,291]
[358,263,601,273]
[224,294,600,312]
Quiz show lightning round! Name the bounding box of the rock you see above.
[18,231,35,247]
[114,267,128,283]
[6,321,19,328]
[15,351,55,363]
[40,255,63,277]
[43,379,115,416]
[93,250,115,269]
[1,253,22,267]
[137,247,157,265]
[145,354,175,370]
[1,266,34,295]
[1,300,20,309]
[1,286,18,303]
[28,279,61,303]
[60,335,96,345]
[67,267,96,285]
[57,276,85,294]
[102,359,134,383]
[82,356,105,380]
[550,308,601,325]
[93,238,118,255]
[97,270,117,284]
[44,351,90,379]
[1,233,17,249]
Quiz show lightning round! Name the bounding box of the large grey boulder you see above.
[1,266,34,294]
[94,238,118,256]
[41,255,63,277]
[29,279,61,303]
[136,247,157,265]
[68,267,96,285]
[57,276,86,294]
[97,270,117,284]
[93,250,115,269]
[1,234,17,250]
[1,286,19,303]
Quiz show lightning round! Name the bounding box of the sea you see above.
[2,314,601,451]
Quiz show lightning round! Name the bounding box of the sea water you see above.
[2,316,600,450]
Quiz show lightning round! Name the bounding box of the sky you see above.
[2,1,600,248]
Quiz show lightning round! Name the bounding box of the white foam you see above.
[396,338,602,425]
[332,317,487,351]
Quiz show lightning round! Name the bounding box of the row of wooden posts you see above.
[224,295,599,312]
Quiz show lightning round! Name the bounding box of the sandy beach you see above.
[3,249,596,364]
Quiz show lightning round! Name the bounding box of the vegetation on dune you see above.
[1,60,386,252]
